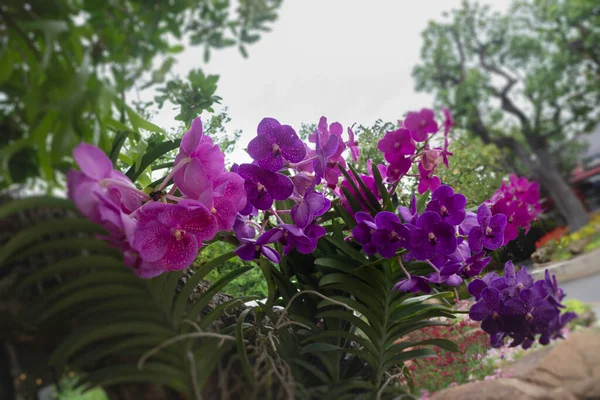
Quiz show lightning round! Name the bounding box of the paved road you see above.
[561,273,600,318]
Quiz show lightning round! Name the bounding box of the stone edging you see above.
[531,248,600,283]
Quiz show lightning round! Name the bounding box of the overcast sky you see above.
[149,0,512,162]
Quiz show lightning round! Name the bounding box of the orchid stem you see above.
[247,220,264,233]
[398,256,411,279]
[270,208,285,224]
[165,194,183,203]
[425,259,440,273]
[102,178,151,201]
[156,159,187,191]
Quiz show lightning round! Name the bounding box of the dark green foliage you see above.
[0,0,282,190]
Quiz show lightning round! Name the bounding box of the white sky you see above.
[149,0,512,163]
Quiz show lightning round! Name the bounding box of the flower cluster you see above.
[468,262,576,349]
[67,104,570,353]
[487,174,542,244]
[67,119,247,277]
[351,184,510,294]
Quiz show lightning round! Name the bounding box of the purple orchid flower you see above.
[371,211,410,258]
[352,212,378,255]
[346,126,360,162]
[291,192,330,229]
[386,156,412,182]
[67,143,143,223]
[426,185,467,225]
[132,201,218,271]
[469,287,505,335]
[173,118,225,200]
[377,128,416,165]
[407,211,457,260]
[236,163,294,210]
[468,204,507,253]
[428,262,463,286]
[417,163,441,194]
[461,251,491,277]
[404,108,438,142]
[235,228,283,263]
[247,118,306,171]
[393,276,432,294]
[398,195,418,224]
[279,223,326,255]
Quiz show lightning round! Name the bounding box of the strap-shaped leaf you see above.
[16,255,125,291]
[38,285,150,322]
[78,363,188,396]
[316,310,380,348]
[303,331,378,359]
[319,273,383,310]
[159,271,183,321]
[0,218,106,265]
[125,139,181,181]
[73,337,180,369]
[371,163,390,210]
[314,256,360,273]
[50,322,175,366]
[338,165,377,213]
[340,186,366,215]
[27,270,140,314]
[350,267,387,293]
[109,131,130,164]
[172,251,235,323]
[300,342,343,355]
[288,358,331,384]
[10,237,120,262]
[323,236,366,263]
[236,308,253,382]
[383,348,436,371]
[385,321,449,347]
[333,203,357,229]
[0,196,76,219]
[383,338,458,364]
[347,163,381,211]
[317,296,383,333]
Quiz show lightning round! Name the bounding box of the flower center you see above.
[420,120,426,127]
[211,206,217,214]
[485,226,493,237]
[492,311,500,320]
[257,183,266,192]
[525,312,533,321]
[394,142,400,149]
[508,216,514,223]
[173,228,185,241]
[254,245,261,259]
[272,143,281,157]
[440,205,448,216]
[517,283,524,290]
[428,232,437,245]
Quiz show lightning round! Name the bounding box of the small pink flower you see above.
[404,108,438,142]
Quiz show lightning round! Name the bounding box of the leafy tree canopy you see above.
[0,0,282,190]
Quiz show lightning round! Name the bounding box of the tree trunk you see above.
[533,147,589,231]
[504,140,589,230]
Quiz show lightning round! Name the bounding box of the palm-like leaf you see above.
[0,197,254,398]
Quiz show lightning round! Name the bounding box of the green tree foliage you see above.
[435,134,506,206]
[412,0,599,230]
[200,242,268,298]
[0,0,282,190]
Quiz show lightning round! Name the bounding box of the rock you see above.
[431,331,600,400]
[523,331,600,388]
[568,238,591,255]
[531,247,551,264]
